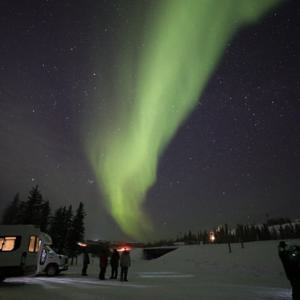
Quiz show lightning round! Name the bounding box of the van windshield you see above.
[45,245,57,254]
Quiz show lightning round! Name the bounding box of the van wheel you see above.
[46,264,58,276]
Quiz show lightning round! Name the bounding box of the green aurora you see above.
[87,0,278,239]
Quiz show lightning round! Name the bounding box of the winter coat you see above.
[83,252,90,265]
[120,251,131,268]
[278,245,300,281]
[100,255,108,268]
[110,250,120,267]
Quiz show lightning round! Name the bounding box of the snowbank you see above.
[1,240,298,300]
[70,239,298,287]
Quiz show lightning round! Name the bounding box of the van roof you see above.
[0,224,41,236]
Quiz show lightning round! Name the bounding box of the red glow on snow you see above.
[117,246,132,252]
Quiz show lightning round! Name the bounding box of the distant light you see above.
[117,246,131,252]
[78,242,87,248]
[209,232,216,243]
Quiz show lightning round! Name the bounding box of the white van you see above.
[37,235,68,276]
[0,225,68,281]
[0,225,42,282]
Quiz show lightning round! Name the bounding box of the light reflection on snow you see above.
[140,274,194,278]
[138,272,178,275]
[0,271,291,300]
[138,271,195,278]
[254,286,291,300]
[7,276,148,289]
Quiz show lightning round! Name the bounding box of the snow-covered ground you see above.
[1,240,298,300]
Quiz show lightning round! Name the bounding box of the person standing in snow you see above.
[278,241,300,300]
[110,249,120,279]
[120,250,131,281]
[81,248,90,276]
[99,251,108,280]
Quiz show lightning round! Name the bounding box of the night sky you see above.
[0,0,299,240]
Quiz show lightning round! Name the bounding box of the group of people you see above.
[80,241,299,297]
[81,248,131,282]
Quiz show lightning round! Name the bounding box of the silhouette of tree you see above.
[40,200,51,232]
[65,202,86,262]
[17,185,43,225]
[1,193,20,224]
[49,205,73,253]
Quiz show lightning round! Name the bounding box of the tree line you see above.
[181,222,300,245]
[1,185,86,259]
[146,219,300,247]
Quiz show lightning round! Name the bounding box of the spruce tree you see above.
[2,193,20,224]
[73,202,85,243]
[49,207,66,252]
[18,185,43,225]
[40,200,51,232]
[64,205,74,256]
[48,205,75,254]
[66,202,86,260]
[202,230,209,244]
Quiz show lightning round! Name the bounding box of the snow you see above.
[1,239,298,300]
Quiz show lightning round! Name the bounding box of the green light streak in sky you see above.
[87,0,278,239]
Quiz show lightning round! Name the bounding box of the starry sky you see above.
[0,0,299,241]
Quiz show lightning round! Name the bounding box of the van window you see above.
[28,235,39,253]
[0,236,21,252]
[36,239,41,252]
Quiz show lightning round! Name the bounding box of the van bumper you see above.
[59,264,68,272]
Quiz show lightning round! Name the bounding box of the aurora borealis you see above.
[0,0,299,241]
[87,0,278,238]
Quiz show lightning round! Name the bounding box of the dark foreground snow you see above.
[1,274,290,300]
[1,240,297,300]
